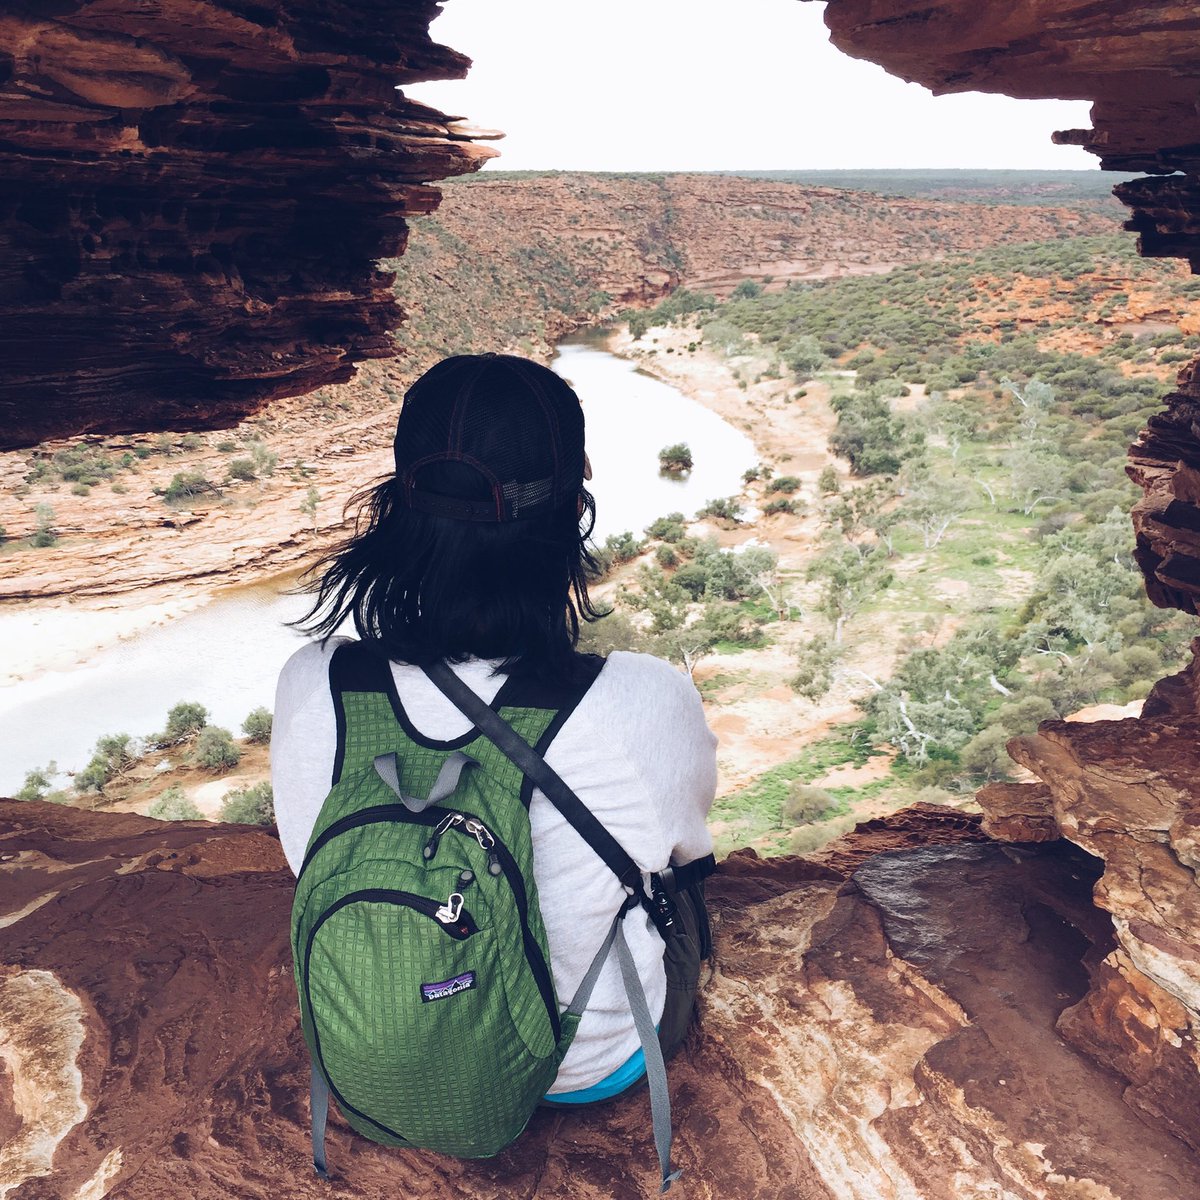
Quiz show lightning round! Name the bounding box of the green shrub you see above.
[16,764,57,802]
[645,512,687,542]
[766,475,801,494]
[159,701,209,746]
[219,782,275,825]
[32,503,57,548]
[781,783,836,826]
[657,443,693,474]
[250,441,278,477]
[732,279,763,300]
[75,733,136,793]
[162,471,215,503]
[180,433,203,450]
[228,458,257,482]
[216,440,237,453]
[655,544,678,568]
[148,787,203,821]
[697,497,741,523]
[763,497,798,516]
[71,482,91,497]
[241,707,273,744]
[194,726,241,771]
[817,467,840,495]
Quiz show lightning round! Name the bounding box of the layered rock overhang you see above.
[0,1,494,450]
[811,0,1200,612]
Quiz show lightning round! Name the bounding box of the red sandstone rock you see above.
[3,800,1198,1198]
[0,1,494,449]
[975,781,1059,842]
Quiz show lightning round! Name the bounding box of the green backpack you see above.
[291,643,707,1191]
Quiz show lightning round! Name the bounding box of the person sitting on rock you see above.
[271,352,717,1112]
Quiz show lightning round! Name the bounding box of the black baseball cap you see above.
[393,354,586,522]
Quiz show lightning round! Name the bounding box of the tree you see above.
[732,279,763,300]
[148,787,203,821]
[194,726,241,771]
[1008,446,1067,515]
[782,335,826,381]
[75,734,137,793]
[657,443,693,474]
[16,763,57,802]
[1001,376,1055,441]
[806,541,892,642]
[790,637,840,701]
[900,471,973,549]
[242,707,273,744]
[158,701,209,746]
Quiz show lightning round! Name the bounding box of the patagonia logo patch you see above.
[421,971,477,1003]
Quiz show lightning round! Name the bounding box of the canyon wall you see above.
[3,799,1198,1200]
[0,0,495,450]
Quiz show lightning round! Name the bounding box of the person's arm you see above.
[269,638,348,874]
[601,652,718,865]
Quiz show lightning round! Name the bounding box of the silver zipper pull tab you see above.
[435,892,465,924]
[464,818,496,852]
[423,812,464,861]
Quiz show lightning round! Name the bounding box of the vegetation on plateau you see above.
[603,232,1198,855]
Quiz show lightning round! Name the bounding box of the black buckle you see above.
[649,873,678,937]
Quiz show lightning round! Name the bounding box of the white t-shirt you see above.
[271,639,717,1093]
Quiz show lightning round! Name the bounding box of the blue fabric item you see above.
[545,1043,647,1104]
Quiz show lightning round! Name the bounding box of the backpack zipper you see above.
[297,803,561,1042]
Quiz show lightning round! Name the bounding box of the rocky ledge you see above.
[2,799,1198,1199]
[0,1,495,449]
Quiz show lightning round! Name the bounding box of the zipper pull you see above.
[435,892,465,924]
[464,819,503,877]
[423,812,463,861]
[458,869,475,889]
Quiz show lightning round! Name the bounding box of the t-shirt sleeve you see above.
[269,637,349,874]
[601,652,717,865]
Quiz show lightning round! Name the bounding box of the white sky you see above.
[407,0,1096,172]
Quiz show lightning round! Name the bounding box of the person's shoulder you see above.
[277,635,354,694]
[597,650,699,702]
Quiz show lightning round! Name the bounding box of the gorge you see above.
[3,2,1200,1197]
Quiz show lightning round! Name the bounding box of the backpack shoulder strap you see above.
[424,659,647,894]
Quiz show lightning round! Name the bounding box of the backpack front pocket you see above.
[302,889,556,1158]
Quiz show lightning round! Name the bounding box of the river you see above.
[0,337,755,794]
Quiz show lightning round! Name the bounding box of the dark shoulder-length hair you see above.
[295,470,603,678]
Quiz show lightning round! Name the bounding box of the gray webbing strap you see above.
[615,919,682,1193]
[564,904,625,1020]
[310,1062,330,1179]
[372,750,477,812]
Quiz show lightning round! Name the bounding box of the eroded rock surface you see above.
[2,800,1196,1199]
[975,643,1200,1153]
[0,1,494,449]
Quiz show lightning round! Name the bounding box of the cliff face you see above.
[813,0,1200,614]
[3,799,1198,1200]
[393,173,1113,360]
[0,1,494,450]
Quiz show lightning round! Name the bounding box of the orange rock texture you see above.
[0,1,494,450]
[3,800,1198,1199]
